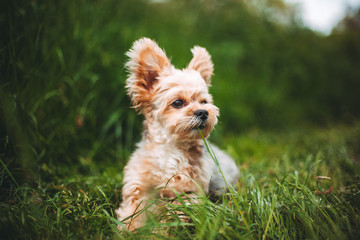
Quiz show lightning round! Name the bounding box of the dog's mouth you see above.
[192,121,207,130]
[198,123,206,130]
[186,116,209,132]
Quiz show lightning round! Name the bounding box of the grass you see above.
[1,1,360,239]
[1,124,360,239]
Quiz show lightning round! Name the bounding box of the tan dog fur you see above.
[115,38,239,231]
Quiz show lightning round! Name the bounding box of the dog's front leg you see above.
[115,182,148,231]
[159,187,200,224]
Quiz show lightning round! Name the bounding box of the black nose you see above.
[194,109,209,121]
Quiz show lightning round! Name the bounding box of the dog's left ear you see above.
[125,38,171,113]
[187,46,214,86]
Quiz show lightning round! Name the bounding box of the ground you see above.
[1,124,360,239]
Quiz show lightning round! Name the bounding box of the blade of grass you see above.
[0,158,19,187]
[198,129,251,234]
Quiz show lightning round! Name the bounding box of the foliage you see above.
[1,125,360,239]
[1,0,360,239]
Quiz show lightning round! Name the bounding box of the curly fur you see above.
[115,38,239,231]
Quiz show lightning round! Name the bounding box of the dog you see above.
[115,38,239,231]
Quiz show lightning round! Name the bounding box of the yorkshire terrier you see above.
[115,38,239,231]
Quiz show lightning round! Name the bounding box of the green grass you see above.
[1,124,359,239]
[1,1,360,239]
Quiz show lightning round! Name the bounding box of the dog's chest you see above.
[150,145,204,181]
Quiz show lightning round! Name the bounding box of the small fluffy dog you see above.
[115,38,239,231]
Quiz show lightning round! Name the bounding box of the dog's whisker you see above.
[185,117,201,131]
[175,119,197,133]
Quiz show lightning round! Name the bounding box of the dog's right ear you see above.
[125,38,170,113]
[187,46,213,86]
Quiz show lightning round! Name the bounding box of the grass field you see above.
[1,1,360,239]
[1,124,359,239]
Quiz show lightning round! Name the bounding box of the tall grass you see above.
[1,0,360,239]
[1,125,359,239]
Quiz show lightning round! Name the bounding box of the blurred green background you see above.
[1,0,360,182]
[1,0,360,238]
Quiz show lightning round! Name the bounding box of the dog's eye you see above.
[201,100,207,104]
[171,99,184,108]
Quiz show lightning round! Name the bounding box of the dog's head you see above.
[125,38,219,139]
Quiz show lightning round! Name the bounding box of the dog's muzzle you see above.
[194,109,208,121]
[194,109,208,129]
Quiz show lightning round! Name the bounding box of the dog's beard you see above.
[183,117,205,130]
[170,116,213,139]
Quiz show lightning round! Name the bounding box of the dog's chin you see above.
[193,123,206,130]
[169,117,216,140]
[188,123,213,139]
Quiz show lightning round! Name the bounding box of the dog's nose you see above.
[194,109,209,121]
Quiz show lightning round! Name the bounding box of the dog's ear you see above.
[125,38,170,112]
[187,46,214,86]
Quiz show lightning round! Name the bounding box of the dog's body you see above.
[115,38,239,231]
